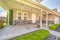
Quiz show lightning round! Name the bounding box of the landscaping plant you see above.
[49,24,60,30]
[14,29,50,40]
[9,9,13,25]
[0,22,7,29]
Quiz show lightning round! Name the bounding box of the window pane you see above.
[24,13,27,20]
[35,0,38,2]
[18,12,21,20]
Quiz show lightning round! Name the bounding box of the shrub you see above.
[9,9,13,25]
[58,24,60,27]
[49,24,60,30]
[0,22,7,29]
[3,22,7,27]
[14,29,50,40]
[0,23,3,29]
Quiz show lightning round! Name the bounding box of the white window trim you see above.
[17,11,28,20]
[33,0,41,4]
[23,12,28,20]
[34,0,38,3]
[17,11,22,20]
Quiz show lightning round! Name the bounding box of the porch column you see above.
[53,15,55,24]
[46,12,48,28]
[59,16,60,24]
[40,10,43,28]
[8,11,9,25]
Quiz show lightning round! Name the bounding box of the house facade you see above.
[0,0,60,28]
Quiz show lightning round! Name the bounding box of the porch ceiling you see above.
[0,0,24,10]
[0,0,8,10]
[0,0,60,16]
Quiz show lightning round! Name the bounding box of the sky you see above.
[0,7,7,17]
[41,0,60,12]
[0,0,60,17]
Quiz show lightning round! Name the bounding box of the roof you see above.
[0,0,60,16]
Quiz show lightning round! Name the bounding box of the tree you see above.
[9,9,13,25]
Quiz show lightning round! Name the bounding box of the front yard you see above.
[11,24,60,40]
[12,29,50,40]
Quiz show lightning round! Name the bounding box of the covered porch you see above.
[0,0,59,28]
[13,8,59,28]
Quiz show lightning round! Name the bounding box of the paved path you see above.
[0,25,60,40]
[49,30,60,37]
[0,25,39,40]
[44,29,60,38]
[41,27,60,38]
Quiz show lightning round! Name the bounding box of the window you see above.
[24,17,26,20]
[34,0,42,3]
[24,13,27,20]
[34,0,38,3]
[39,16,40,20]
[18,12,21,20]
[35,0,38,2]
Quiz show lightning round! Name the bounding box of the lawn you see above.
[13,29,50,40]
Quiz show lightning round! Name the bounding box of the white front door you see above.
[54,17,59,24]
[32,13,36,23]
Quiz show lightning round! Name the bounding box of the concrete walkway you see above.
[0,25,39,40]
[0,25,60,40]
[42,28,60,38]
[49,30,60,37]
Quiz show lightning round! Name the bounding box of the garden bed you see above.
[49,24,60,30]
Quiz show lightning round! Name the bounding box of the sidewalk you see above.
[41,27,60,38]
[0,25,60,40]
[49,30,60,37]
[0,25,39,40]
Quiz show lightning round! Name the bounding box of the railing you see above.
[13,20,40,28]
[13,20,54,28]
[48,21,54,25]
[13,20,40,25]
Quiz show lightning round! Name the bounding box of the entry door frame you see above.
[32,13,36,23]
[54,17,59,24]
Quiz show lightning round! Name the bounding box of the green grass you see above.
[49,24,60,30]
[14,29,50,40]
